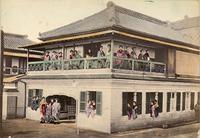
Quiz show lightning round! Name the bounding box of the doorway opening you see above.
[46,95,76,120]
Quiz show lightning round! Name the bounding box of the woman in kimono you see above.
[86,100,92,118]
[97,46,106,68]
[52,99,61,122]
[127,103,132,120]
[132,101,138,119]
[154,100,159,117]
[45,101,52,123]
[115,45,124,69]
[86,49,93,69]
[149,101,154,117]
[39,97,47,123]
[91,100,96,118]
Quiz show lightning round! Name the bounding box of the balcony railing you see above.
[4,67,27,75]
[28,57,166,74]
[113,57,166,73]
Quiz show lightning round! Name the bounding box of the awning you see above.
[3,74,25,83]
[4,51,42,59]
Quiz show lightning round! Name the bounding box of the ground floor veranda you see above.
[24,78,200,133]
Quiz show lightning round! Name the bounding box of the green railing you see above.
[28,57,165,74]
[113,57,166,73]
[28,57,110,71]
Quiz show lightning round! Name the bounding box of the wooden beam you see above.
[113,30,200,52]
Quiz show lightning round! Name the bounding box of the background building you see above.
[3,33,42,119]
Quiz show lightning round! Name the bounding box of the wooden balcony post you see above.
[110,39,114,70]
[43,61,45,71]
[150,62,152,72]
[62,45,65,70]
[84,59,87,69]
[132,60,134,71]
[27,49,29,73]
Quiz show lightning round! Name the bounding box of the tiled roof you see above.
[170,16,200,45]
[170,16,200,30]
[38,1,198,46]
[4,33,35,51]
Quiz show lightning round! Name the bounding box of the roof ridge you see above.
[5,32,28,38]
[114,5,167,26]
[39,7,113,40]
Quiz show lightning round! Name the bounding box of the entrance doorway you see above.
[7,96,17,119]
[46,95,76,120]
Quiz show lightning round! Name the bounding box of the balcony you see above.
[4,67,27,75]
[28,57,166,76]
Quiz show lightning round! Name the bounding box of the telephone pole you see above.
[0,30,4,131]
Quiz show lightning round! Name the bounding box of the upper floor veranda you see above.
[24,31,200,82]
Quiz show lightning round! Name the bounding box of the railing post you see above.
[150,62,152,72]
[84,59,87,69]
[43,61,45,71]
[132,59,134,71]
[62,60,64,70]
[62,45,65,70]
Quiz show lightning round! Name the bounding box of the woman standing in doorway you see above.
[132,101,138,119]
[127,103,132,120]
[39,97,47,123]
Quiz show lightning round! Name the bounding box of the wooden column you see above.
[180,92,183,111]
[27,49,29,72]
[162,92,167,113]
[174,92,177,112]
[110,39,114,70]
[0,30,4,129]
[142,92,146,115]
[62,45,65,70]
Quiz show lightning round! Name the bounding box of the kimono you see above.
[154,103,159,117]
[127,106,132,120]
[45,103,52,123]
[151,105,156,118]
[132,105,138,119]
[52,102,61,120]
[91,102,96,118]
[115,50,124,68]
[97,50,106,68]
[39,99,47,123]
[86,102,92,118]
[31,99,39,111]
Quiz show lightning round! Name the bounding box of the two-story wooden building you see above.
[3,32,42,119]
[20,2,200,133]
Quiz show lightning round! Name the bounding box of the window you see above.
[167,93,170,112]
[122,92,142,116]
[28,89,43,107]
[146,92,163,114]
[167,92,180,112]
[190,92,195,110]
[80,91,102,115]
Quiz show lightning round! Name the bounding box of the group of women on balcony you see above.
[114,45,150,70]
[44,50,63,61]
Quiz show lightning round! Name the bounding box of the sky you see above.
[0,0,199,41]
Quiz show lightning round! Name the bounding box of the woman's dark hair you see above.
[119,45,123,48]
